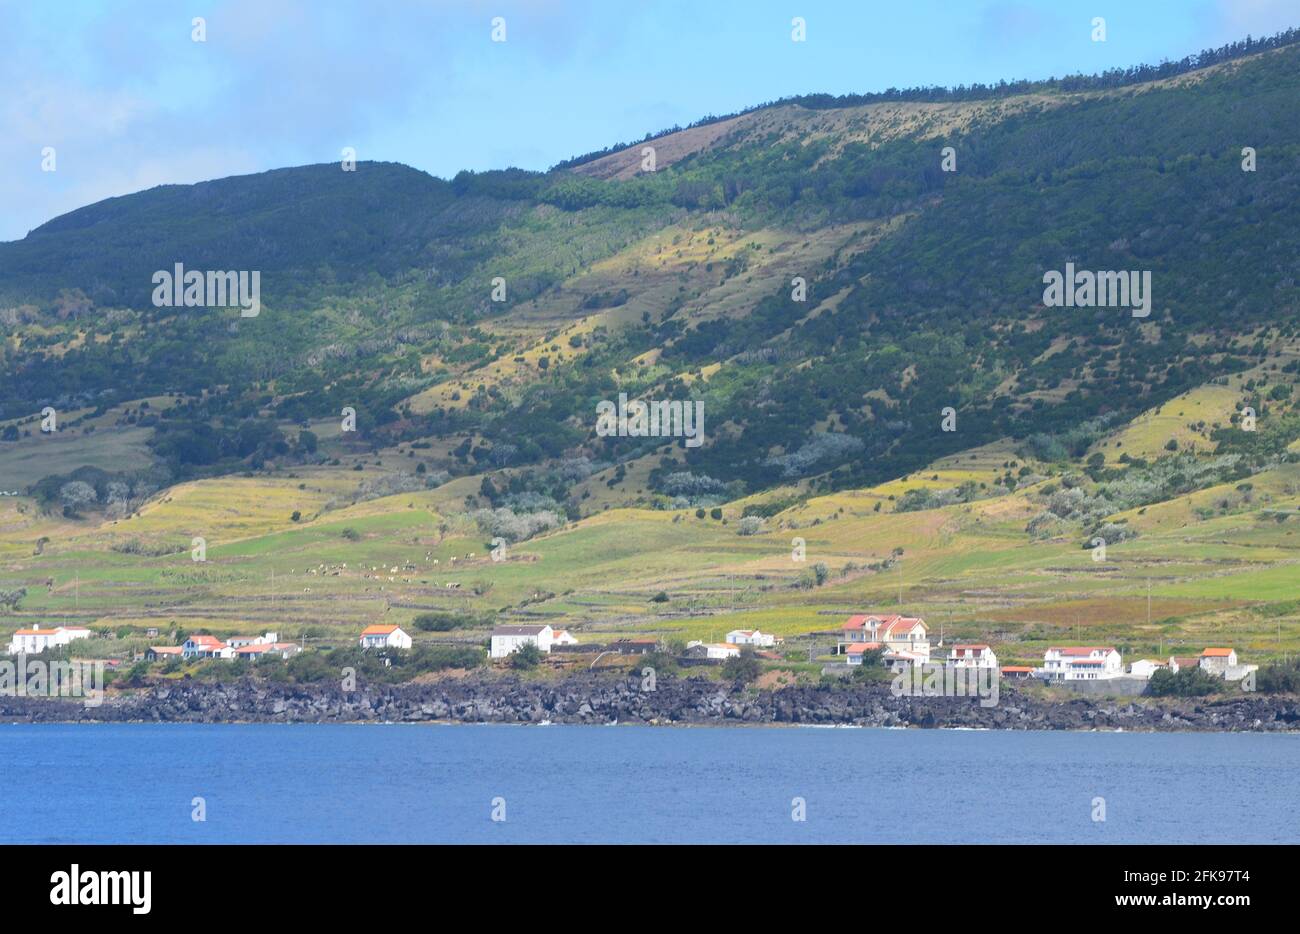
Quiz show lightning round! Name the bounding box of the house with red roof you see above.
[1198,647,1237,673]
[182,634,234,659]
[6,624,93,656]
[359,624,413,650]
[226,632,279,649]
[1040,646,1122,681]
[1183,647,1256,681]
[839,614,930,669]
[844,642,883,666]
[235,641,302,660]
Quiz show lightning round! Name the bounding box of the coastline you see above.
[2,674,1298,733]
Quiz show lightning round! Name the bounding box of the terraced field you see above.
[4,426,1299,671]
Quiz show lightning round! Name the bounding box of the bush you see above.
[851,648,886,677]
[763,433,864,478]
[510,642,544,669]
[1255,659,1300,693]
[1146,666,1223,697]
[472,506,564,543]
[412,610,481,632]
[721,650,761,684]
[737,516,765,535]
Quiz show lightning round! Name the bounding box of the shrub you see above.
[1146,667,1223,697]
[412,611,481,632]
[510,642,544,669]
[737,516,765,535]
[763,433,864,478]
[721,650,762,684]
[472,506,564,543]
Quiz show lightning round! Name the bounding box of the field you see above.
[3,428,1299,672]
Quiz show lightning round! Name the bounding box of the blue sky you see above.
[3,0,1297,241]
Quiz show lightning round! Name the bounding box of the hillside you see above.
[2,31,1300,669]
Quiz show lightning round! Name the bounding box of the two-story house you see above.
[839,614,930,669]
[1040,646,1123,681]
[947,644,999,670]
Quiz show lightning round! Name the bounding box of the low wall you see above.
[1051,676,1149,697]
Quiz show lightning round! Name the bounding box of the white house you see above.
[726,629,777,648]
[1040,646,1123,681]
[490,625,554,659]
[550,629,579,647]
[235,641,301,660]
[1198,647,1236,673]
[844,642,882,666]
[6,624,93,656]
[359,625,413,650]
[182,634,235,659]
[1128,658,1171,680]
[685,640,741,660]
[1196,647,1257,682]
[947,644,999,670]
[839,614,930,665]
[227,632,279,649]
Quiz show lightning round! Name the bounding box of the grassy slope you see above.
[4,406,1299,667]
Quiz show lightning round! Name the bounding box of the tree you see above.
[851,648,886,679]
[721,649,761,684]
[59,481,97,516]
[510,642,544,670]
[0,588,27,614]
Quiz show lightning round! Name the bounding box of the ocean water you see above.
[2,723,1297,844]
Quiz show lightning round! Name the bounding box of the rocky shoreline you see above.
[3,674,1300,731]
